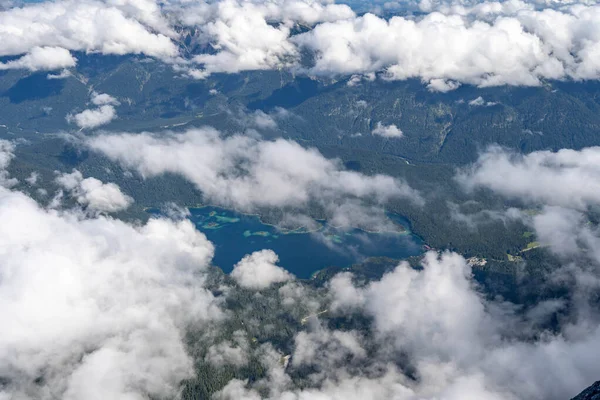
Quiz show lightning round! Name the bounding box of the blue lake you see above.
[152,207,425,279]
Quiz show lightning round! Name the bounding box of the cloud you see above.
[0,0,178,60]
[231,249,293,289]
[346,72,376,86]
[24,172,38,186]
[447,201,523,231]
[0,140,17,188]
[468,96,497,107]
[218,251,600,400]
[0,152,222,399]
[2,141,597,400]
[328,272,365,312]
[427,78,461,92]
[171,0,354,77]
[86,128,421,227]
[90,92,120,106]
[293,5,600,88]
[47,69,73,79]
[206,330,250,367]
[293,324,365,363]
[67,92,120,129]
[457,146,600,210]
[4,0,600,89]
[0,46,76,71]
[371,122,404,138]
[457,144,600,328]
[169,0,354,29]
[55,169,133,213]
[190,5,297,75]
[251,110,278,130]
[67,105,117,129]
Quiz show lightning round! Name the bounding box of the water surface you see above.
[152,206,424,278]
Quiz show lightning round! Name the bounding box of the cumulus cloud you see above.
[219,251,600,400]
[0,46,76,71]
[293,5,600,88]
[251,110,278,130]
[328,272,365,311]
[448,201,523,231]
[0,151,222,399]
[47,69,73,79]
[0,0,178,60]
[457,146,600,210]
[292,326,366,368]
[0,140,17,188]
[24,172,38,186]
[427,78,461,92]
[371,122,404,138]
[55,169,133,213]
[178,1,600,87]
[468,96,497,106]
[189,6,297,75]
[67,105,117,129]
[4,0,600,89]
[172,0,354,76]
[178,0,600,86]
[86,127,422,227]
[90,91,120,106]
[206,330,250,367]
[67,92,120,129]
[457,145,600,326]
[169,0,354,30]
[231,249,293,289]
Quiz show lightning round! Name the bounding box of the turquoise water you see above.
[151,207,424,278]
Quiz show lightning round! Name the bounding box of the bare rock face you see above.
[572,381,600,400]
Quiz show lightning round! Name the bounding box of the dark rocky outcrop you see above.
[572,381,600,400]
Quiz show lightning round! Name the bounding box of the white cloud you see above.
[457,144,600,338]
[427,78,461,92]
[47,68,73,79]
[361,252,491,360]
[219,251,600,400]
[371,122,404,138]
[24,172,38,186]
[0,140,17,188]
[67,92,120,129]
[55,169,133,213]
[346,72,376,86]
[231,249,293,289]
[4,0,600,89]
[67,105,117,129]
[175,2,600,86]
[469,96,497,106]
[0,0,178,60]
[328,272,365,311]
[251,110,278,130]
[172,0,354,77]
[0,140,13,171]
[91,92,120,106]
[293,6,600,88]
[0,152,222,399]
[190,5,297,75]
[0,46,76,71]
[206,331,250,367]
[292,326,366,368]
[169,0,354,28]
[457,146,600,210]
[86,128,422,227]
